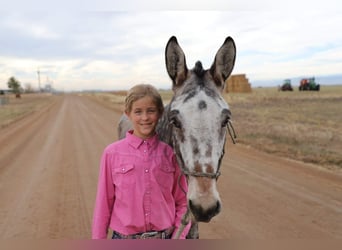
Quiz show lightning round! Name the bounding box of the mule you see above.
[118,36,236,238]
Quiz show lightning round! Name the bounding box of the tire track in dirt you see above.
[232,162,342,213]
[0,96,66,237]
[60,96,116,237]
[0,97,59,173]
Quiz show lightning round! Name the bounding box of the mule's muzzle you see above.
[189,200,221,222]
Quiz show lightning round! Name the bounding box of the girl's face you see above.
[126,96,160,139]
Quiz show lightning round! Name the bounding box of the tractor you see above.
[279,79,293,91]
[299,77,320,91]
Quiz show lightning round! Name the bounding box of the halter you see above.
[227,120,237,144]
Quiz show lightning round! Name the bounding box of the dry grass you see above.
[84,89,174,112]
[83,92,126,113]
[225,85,342,169]
[0,93,57,128]
[81,85,342,170]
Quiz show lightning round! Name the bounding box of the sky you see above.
[0,0,342,91]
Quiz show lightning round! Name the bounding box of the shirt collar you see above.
[126,130,159,149]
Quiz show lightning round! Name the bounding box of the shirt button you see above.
[145,169,149,173]
[121,168,125,172]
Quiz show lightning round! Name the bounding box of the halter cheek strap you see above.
[227,120,237,144]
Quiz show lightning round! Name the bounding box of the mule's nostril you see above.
[189,200,221,222]
[216,201,221,213]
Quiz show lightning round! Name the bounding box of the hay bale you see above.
[225,74,252,93]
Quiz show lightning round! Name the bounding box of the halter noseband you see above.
[181,168,221,179]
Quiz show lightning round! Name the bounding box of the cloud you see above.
[1,9,342,91]
[2,0,341,11]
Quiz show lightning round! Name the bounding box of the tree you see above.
[7,76,21,98]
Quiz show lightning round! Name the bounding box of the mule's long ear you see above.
[210,37,236,91]
[165,36,188,90]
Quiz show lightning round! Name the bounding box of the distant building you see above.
[0,89,9,105]
[0,89,12,94]
[225,74,252,93]
[44,84,52,93]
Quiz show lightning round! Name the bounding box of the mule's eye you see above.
[169,110,182,129]
[170,117,182,129]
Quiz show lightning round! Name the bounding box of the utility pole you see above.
[37,68,41,92]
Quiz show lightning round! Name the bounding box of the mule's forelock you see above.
[193,61,205,78]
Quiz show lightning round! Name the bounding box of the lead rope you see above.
[227,120,237,144]
[174,207,191,239]
[174,173,191,239]
[177,173,188,195]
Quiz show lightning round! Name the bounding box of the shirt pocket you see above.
[155,164,176,190]
[112,164,136,188]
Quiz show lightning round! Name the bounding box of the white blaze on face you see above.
[171,91,228,171]
[171,90,229,209]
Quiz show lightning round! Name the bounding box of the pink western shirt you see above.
[92,131,190,239]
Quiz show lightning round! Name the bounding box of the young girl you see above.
[92,84,190,239]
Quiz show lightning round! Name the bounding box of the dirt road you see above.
[0,95,341,239]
